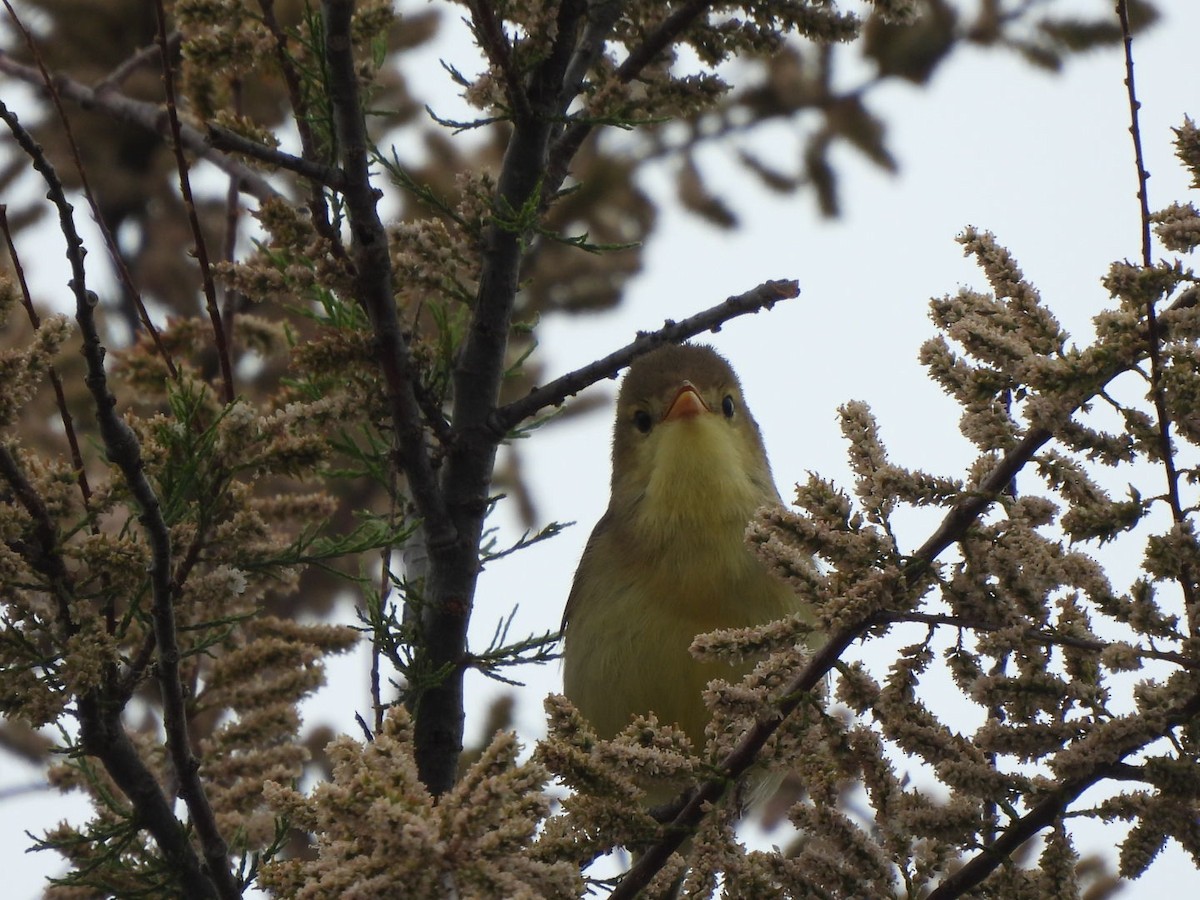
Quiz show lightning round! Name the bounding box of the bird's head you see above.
[608,343,777,534]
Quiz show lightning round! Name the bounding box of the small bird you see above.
[562,343,807,752]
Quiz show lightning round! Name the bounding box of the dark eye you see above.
[633,410,653,434]
[721,395,736,418]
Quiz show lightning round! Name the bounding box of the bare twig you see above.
[0,206,92,513]
[95,32,180,92]
[0,48,279,202]
[491,278,801,434]
[0,3,179,377]
[153,0,234,403]
[207,123,349,190]
[1117,0,1198,633]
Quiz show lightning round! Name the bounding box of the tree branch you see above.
[490,278,800,434]
[925,689,1200,899]
[1116,0,1198,632]
[0,48,279,202]
[321,0,453,550]
[0,95,238,900]
[882,610,1198,670]
[153,0,234,404]
[0,206,92,515]
[94,31,180,93]
[256,0,347,256]
[545,0,716,198]
[411,0,590,797]
[1,3,179,374]
[464,0,532,124]
[206,123,349,190]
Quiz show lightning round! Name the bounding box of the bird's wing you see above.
[560,509,615,633]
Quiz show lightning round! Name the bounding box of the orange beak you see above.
[664,383,709,421]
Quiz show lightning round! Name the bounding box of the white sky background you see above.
[5,0,1200,895]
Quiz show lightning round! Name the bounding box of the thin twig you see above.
[1116,0,1198,633]
[491,278,801,434]
[545,0,716,198]
[0,445,76,628]
[219,84,245,348]
[0,92,237,900]
[153,0,234,403]
[0,47,279,202]
[926,692,1200,900]
[256,0,345,257]
[95,32,180,92]
[464,0,532,123]
[207,123,349,190]
[0,4,180,377]
[882,610,1198,670]
[0,206,92,514]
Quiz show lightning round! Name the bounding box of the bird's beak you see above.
[664,382,709,421]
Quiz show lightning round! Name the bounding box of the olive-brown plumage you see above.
[562,343,807,749]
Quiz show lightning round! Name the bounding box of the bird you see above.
[562,342,809,754]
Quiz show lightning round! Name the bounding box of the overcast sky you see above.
[5,0,1200,895]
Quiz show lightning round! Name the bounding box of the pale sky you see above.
[5,0,1200,895]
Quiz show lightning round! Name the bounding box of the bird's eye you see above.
[721,395,736,418]
[633,410,653,434]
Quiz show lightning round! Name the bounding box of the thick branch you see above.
[491,278,800,434]
[76,698,219,900]
[412,0,590,797]
[321,0,452,548]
